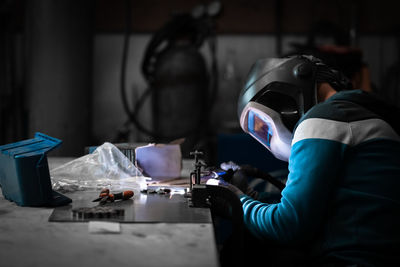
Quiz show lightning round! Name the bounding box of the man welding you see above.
[225,55,400,266]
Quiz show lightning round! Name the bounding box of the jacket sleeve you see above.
[240,119,348,243]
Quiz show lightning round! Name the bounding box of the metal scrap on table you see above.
[141,188,172,195]
[72,206,125,219]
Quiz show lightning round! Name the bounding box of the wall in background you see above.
[94,0,400,35]
[90,0,400,147]
[92,33,398,146]
[25,0,93,156]
[2,0,399,158]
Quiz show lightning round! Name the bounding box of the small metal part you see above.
[156,188,171,195]
[163,188,171,194]
[71,206,125,220]
[147,189,157,194]
[142,188,171,195]
[189,150,207,191]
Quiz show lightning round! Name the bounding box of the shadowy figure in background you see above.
[287,20,373,93]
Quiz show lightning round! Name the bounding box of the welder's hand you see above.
[218,179,244,196]
[224,169,259,199]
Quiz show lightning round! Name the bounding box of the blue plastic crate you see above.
[0,132,71,207]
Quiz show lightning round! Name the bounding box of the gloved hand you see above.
[219,162,285,199]
[218,178,244,196]
[222,168,259,199]
[239,164,285,192]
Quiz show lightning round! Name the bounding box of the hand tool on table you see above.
[92,188,134,205]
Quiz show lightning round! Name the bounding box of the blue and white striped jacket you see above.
[240,89,400,265]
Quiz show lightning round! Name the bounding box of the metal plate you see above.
[48,187,211,223]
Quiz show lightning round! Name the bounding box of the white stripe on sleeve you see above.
[292,118,400,146]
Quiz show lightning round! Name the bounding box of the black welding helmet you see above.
[238,55,352,161]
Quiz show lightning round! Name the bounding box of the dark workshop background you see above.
[1,0,400,163]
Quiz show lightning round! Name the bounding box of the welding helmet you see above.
[238,55,352,161]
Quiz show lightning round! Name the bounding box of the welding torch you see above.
[208,165,286,192]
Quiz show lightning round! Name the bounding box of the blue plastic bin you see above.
[0,132,72,207]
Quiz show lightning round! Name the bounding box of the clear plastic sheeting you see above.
[50,142,148,193]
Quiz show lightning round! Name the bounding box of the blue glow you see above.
[248,110,273,149]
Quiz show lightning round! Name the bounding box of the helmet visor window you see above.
[240,102,293,162]
[248,110,273,149]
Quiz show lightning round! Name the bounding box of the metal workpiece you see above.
[49,188,211,223]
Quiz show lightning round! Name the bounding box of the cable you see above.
[119,0,177,140]
[119,1,220,142]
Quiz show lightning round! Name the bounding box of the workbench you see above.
[0,157,220,267]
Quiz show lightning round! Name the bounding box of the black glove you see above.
[223,169,259,199]
[218,179,245,196]
[239,164,286,192]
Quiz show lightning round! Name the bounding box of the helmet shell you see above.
[238,55,317,132]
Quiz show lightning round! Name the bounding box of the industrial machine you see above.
[120,1,222,157]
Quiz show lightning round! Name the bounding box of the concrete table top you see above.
[0,157,220,267]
